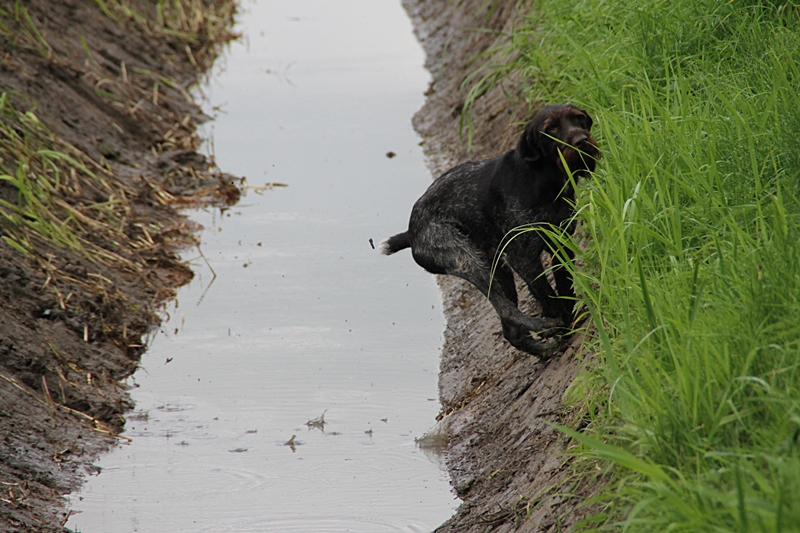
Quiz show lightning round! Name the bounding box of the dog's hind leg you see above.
[412,225,549,355]
[488,259,518,306]
[549,245,576,324]
[503,231,567,321]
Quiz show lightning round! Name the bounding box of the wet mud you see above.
[0,1,237,531]
[403,1,602,530]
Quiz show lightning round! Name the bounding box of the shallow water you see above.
[66,1,457,531]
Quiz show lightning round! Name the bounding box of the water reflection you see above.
[67,1,457,531]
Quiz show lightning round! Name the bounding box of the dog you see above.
[379,104,600,356]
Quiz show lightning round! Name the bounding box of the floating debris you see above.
[306,409,328,430]
[284,434,300,452]
[415,417,450,450]
[241,181,288,195]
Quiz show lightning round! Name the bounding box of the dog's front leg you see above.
[488,259,518,306]
[549,245,576,324]
[503,232,563,321]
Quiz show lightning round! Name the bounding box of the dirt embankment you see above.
[402,1,600,531]
[0,1,237,531]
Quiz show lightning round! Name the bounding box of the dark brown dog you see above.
[380,104,599,356]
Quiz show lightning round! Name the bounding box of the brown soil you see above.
[0,1,238,531]
[402,1,604,531]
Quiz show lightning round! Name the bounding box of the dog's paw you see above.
[530,316,565,339]
[509,334,547,356]
[509,313,557,332]
[540,316,565,329]
[537,338,563,360]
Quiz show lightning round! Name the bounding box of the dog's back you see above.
[379,159,492,257]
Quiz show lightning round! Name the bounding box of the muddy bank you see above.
[0,1,237,531]
[402,1,600,530]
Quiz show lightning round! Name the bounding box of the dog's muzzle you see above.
[561,131,600,176]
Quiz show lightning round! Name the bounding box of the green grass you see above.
[484,0,800,530]
[92,0,238,68]
[0,0,238,269]
[0,1,52,56]
[0,92,93,257]
[0,92,142,271]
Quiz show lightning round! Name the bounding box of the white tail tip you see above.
[377,239,392,255]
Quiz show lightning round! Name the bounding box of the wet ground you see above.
[66,1,457,532]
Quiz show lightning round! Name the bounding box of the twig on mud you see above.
[60,509,72,527]
[0,372,131,442]
[472,499,529,528]
[535,409,564,419]
[41,375,57,428]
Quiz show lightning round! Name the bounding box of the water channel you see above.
[67,1,457,531]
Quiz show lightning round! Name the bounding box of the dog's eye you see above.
[546,125,558,134]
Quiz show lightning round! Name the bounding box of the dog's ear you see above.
[581,109,594,130]
[571,105,594,130]
[518,118,544,164]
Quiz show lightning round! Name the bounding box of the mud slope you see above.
[402,1,600,531]
[0,1,237,531]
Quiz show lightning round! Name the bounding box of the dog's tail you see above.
[378,232,410,255]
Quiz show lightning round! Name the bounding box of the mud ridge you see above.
[0,2,238,531]
[402,1,600,531]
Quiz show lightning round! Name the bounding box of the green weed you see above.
[0,92,144,273]
[0,1,52,56]
[484,0,800,530]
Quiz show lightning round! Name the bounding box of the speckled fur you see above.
[381,104,599,356]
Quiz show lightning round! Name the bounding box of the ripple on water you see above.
[197,516,436,533]
[154,402,197,412]
[75,464,275,504]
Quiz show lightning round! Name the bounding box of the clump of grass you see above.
[0,90,188,310]
[480,0,800,530]
[0,0,239,275]
[93,0,238,69]
[0,92,128,260]
[0,1,52,57]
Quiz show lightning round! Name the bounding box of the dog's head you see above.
[518,104,600,179]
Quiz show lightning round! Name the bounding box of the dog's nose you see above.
[573,134,588,147]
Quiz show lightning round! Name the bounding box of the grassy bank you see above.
[494,0,800,530]
[0,0,237,280]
